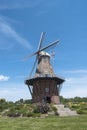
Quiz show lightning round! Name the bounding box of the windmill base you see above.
[51,96,60,104]
[32,95,60,104]
[25,77,65,105]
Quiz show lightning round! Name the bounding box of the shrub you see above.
[51,106,57,112]
[77,109,84,114]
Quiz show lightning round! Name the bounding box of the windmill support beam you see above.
[57,84,62,95]
[28,85,32,96]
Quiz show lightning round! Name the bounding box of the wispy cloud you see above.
[62,69,87,74]
[0,0,58,17]
[61,76,87,98]
[0,16,31,49]
[0,83,31,101]
[60,69,87,98]
[36,0,58,16]
[0,69,87,101]
[0,75,10,81]
[0,0,43,10]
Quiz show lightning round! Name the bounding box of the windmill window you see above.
[45,87,49,93]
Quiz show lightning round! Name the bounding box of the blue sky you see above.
[0,0,87,101]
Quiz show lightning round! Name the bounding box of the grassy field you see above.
[0,115,87,130]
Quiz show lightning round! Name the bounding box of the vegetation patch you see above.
[0,97,87,118]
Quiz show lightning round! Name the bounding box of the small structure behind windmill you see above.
[25,32,65,104]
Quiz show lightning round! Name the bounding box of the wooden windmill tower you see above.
[25,32,65,104]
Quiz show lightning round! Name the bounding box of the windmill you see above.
[25,32,65,104]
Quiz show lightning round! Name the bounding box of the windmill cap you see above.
[39,51,50,57]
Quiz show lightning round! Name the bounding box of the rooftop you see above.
[25,75,65,86]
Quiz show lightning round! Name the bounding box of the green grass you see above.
[0,115,87,130]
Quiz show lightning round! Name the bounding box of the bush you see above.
[23,112,33,117]
[7,110,21,117]
[33,104,50,114]
[51,106,57,112]
[33,106,40,113]
[77,109,84,114]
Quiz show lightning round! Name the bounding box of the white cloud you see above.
[0,83,31,101]
[0,17,31,49]
[0,75,10,81]
[60,69,87,98]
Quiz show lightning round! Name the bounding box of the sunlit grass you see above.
[0,115,87,130]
